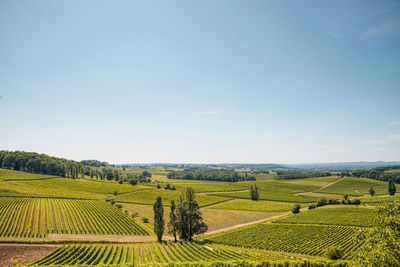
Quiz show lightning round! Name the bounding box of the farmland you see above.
[316,177,387,196]
[203,223,364,259]
[0,197,149,237]
[31,243,341,266]
[273,206,376,227]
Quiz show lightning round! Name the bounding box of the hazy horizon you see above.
[1,0,400,164]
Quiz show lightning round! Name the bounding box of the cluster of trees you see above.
[250,184,259,200]
[351,166,400,184]
[275,171,332,180]
[0,151,151,185]
[308,196,361,210]
[153,187,208,242]
[167,169,255,182]
[0,150,91,178]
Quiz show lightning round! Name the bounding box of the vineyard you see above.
[0,197,149,237]
[203,223,364,259]
[30,243,347,266]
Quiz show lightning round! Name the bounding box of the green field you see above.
[316,177,387,196]
[0,197,149,237]
[203,223,364,259]
[116,188,231,207]
[31,243,341,266]
[210,180,319,203]
[210,199,297,212]
[0,169,57,181]
[273,206,376,227]
[280,176,340,187]
[146,181,247,192]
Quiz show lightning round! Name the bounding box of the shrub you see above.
[171,186,176,190]
[129,179,138,186]
[351,199,361,205]
[142,217,149,223]
[292,204,301,214]
[157,184,161,189]
[326,247,344,260]
[316,197,327,207]
[308,204,316,210]
[113,191,118,196]
[131,212,139,218]
[115,204,122,209]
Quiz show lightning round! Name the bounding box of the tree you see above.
[168,200,178,242]
[326,247,344,260]
[344,194,349,200]
[153,196,164,242]
[292,204,301,214]
[389,180,396,196]
[250,184,259,201]
[176,187,208,240]
[369,187,375,196]
[357,200,400,265]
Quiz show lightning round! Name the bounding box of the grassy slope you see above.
[210,180,319,203]
[273,205,376,227]
[316,177,387,196]
[210,199,297,212]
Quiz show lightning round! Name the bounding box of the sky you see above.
[0,0,400,164]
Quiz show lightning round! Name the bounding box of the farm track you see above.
[295,177,344,196]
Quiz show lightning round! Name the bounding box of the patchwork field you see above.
[203,223,364,259]
[30,243,340,266]
[0,197,149,238]
[116,188,231,207]
[316,177,387,196]
[273,205,376,227]
[210,199,297,212]
[210,180,319,203]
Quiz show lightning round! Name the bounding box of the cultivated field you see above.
[0,197,149,238]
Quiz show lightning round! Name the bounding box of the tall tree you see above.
[369,187,375,196]
[176,187,208,240]
[389,180,397,196]
[168,200,178,242]
[250,184,259,201]
[153,196,164,242]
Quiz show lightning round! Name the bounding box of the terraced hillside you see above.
[0,197,149,237]
[30,243,346,266]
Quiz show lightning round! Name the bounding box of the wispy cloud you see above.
[196,111,223,115]
[388,120,400,126]
[389,134,400,142]
[363,18,400,39]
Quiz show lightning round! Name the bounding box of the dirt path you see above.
[199,212,290,237]
[295,177,344,196]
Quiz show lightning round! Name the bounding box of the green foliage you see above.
[0,197,149,237]
[204,223,364,259]
[167,169,256,182]
[168,200,178,242]
[176,187,208,240]
[250,184,259,201]
[317,177,387,196]
[357,200,400,266]
[292,204,300,214]
[326,247,344,260]
[389,180,396,196]
[274,206,376,227]
[369,187,375,196]
[275,170,332,180]
[153,196,165,242]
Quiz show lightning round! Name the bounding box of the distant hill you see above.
[285,162,400,172]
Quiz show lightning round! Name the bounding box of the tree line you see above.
[167,169,255,182]
[0,150,151,185]
[153,187,208,242]
[275,170,332,180]
[351,167,400,184]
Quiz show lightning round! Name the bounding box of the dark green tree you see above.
[389,180,396,196]
[250,184,259,201]
[153,196,164,242]
[168,200,178,242]
[176,187,208,240]
[369,187,375,196]
[292,204,301,214]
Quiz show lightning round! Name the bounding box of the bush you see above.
[171,186,176,190]
[115,204,122,209]
[113,191,118,196]
[142,217,149,223]
[131,212,139,218]
[157,184,161,189]
[165,183,171,190]
[129,179,138,186]
[328,199,340,205]
[292,204,301,214]
[351,199,361,205]
[316,197,327,207]
[308,204,316,210]
[326,247,344,260]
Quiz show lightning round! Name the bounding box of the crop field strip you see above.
[30,242,329,266]
[204,223,365,259]
[0,197,149,237]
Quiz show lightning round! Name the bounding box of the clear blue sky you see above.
[1,0,399,164]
